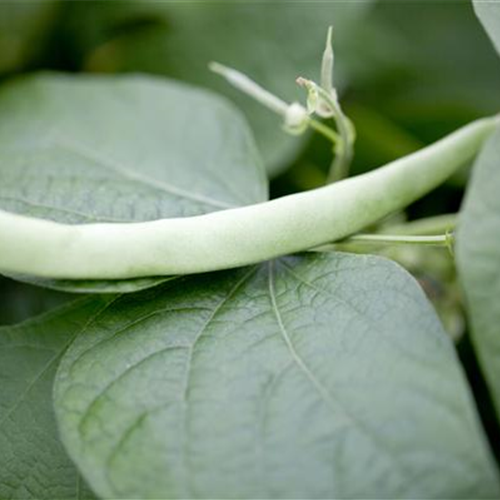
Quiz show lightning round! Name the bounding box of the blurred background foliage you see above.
[1,0,500,449]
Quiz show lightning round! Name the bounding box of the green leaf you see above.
[0,298,110,499]
[65,1,373,175]
[54,253,499,498]
[474,0,500,56]
[457,125,500,417]
[0,275,72,326]
[0,73,267,293]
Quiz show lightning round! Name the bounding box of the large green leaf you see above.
[0,298,109,499]
[54,253,499,499]
[474,0,500,56]
[63,1,372,175]
[0,73,267,292]
[457,125,500,416]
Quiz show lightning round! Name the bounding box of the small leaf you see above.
[0,298,110,499]
[457,124,500,417]
[54,253,499,498]
[0,74,267,292]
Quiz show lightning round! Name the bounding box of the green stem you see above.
[209,62,288,115]
[313,231,455,253]
[313,85,355,183]
[0,116,496,280]
[308,118,339,145]
[344,233,453,247]
[380,213,457,236]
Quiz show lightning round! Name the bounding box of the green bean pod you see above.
[0,116,498,280]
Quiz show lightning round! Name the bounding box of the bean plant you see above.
[1,1,500,499]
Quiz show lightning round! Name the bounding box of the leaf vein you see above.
[54,136,234,211]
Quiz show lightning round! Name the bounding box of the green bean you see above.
[0,116,497,279]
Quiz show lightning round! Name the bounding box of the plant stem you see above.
[312,233,454,253]
[308,118,339,145]
[314,216,457,253]
[0,116,497,279]
[380,213,458,236]
[343,233,453,247]
[209,62,288,115]
[313,85,355,183]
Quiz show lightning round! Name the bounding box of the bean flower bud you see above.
[283,102,309,135]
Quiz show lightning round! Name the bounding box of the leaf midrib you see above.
[55,136,235,211]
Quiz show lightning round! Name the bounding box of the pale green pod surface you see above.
[0,114,498,280]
